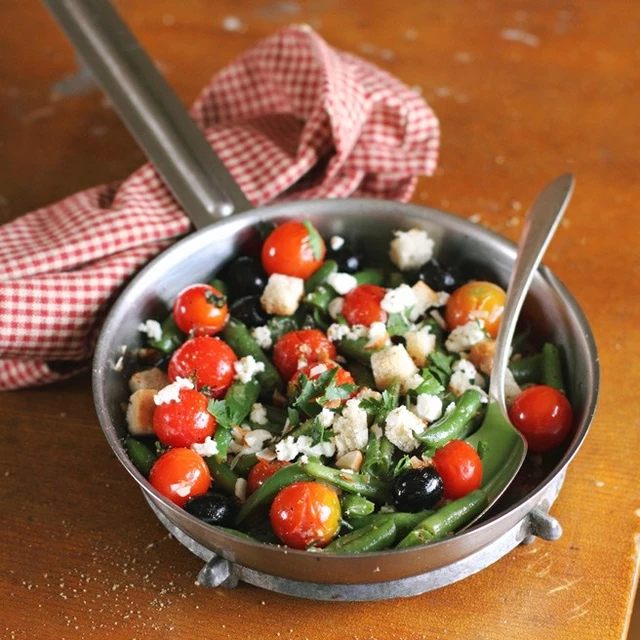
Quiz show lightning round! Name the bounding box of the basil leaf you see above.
[303,220,324,261]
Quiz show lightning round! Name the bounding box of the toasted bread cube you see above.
[126,389,157,436]
[129,367,169,393]
[370,344,418,391]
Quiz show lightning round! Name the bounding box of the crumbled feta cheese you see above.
[260,273,304,316]
[327,323,368,342]
[445,320,487,353]
[389,228,434,271]
[445,401,456,415]
[449,359,487,396]
[327,272,358,295]
[366,321,390,349]
[435,291,450,307]
[414,394,443,422]
[250,402,268,425]
[430,309,446,329]
[385,406,426,452]
[408,281,439,321]
[138,319,163,342]
[153,377,194,405]
[504,368,522,404]
[243,429,273,449]
[310,363,328,377]
[234,355,265,383]
[330,235,345,251]
[328,296,344,320]
[380,284,417,314]
[318,407,335,428]
[251,326,273,350]
[297,358,308,369]
[370,344,418,391]
[191,436,219,457]
[275,435,336,461]
[170,481,192,498]
[404,373,425,391]
[356,387,382,402]
[405,325,436,367]
[230,428,273,456]
[332,398,369,457]
[299,454,310,464]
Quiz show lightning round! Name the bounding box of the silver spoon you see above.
[465,173,575,525]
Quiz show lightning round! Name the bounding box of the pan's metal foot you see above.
[521,507,563,545]
[197,555,239,589]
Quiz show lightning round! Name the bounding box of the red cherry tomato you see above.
[149,448,211,507]
[508,385,573,453]
[153,388,216,448]
[168,336,237,398]
[247,460,291,494]
[272,329,337,381]
[269,481,341,549]
[341,284,388,327]
[445,281,506,338]
[172,284,228,336]
[261,221,325,279]
[433,440,483,500]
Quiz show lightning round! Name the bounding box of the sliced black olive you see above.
[184,492,236,526]
[326,240,362,274]
[229,295,269,327]
[392,467,444,512]
[414,259,458,293]
[222,256,268,300]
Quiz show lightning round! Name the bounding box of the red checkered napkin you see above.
[0,25,439,391]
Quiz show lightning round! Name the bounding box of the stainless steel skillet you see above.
[44,0,599,598]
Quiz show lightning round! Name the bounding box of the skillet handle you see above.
[42,0,254,229]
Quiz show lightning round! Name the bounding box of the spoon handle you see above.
[489,174,575,409]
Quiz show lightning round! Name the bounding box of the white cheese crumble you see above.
[170,481,192,498]
[250,402,268,425]
[445,319,487,353]
[385,405,426,453]
[414,394,443,422]
[366,321,390,349]
[191,436,219,457]
[449,359,487,397]
[389,228,435,271]
[504,367,522,404]
[260,273,304,316]
[327,272,358,295]
[234,355,265,383]
[310,363,328,377]
[275,435,336,461]
[251,325,273,350]
[330,235,345,251]
[328,296,344,320]
[153,377,194,405]
[332,398,369,457]
[430,309,446,329]
[137,319,163,342]
[380,284,417,314]
[408,281,439,321]
[326,323,368,342]
[229,428,273,456]
[370,344,418,391]
[318,407,336,428]
[405,325,436,367]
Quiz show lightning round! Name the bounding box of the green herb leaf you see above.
[385,311,412,337]
[427,351,456,386]
[408,369,445,397]
[205,289,227,308]
[293,368,338,416]
[207,380,260,429]
[393,455,412,477]
[359,380,401,423]
[303,220,324,261]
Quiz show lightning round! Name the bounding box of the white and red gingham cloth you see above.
[0,25,439,391]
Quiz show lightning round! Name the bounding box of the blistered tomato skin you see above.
[261,221,325,279]
[247,460,291,494]
[508,385,573,453]
[168,336,237,398]
[149,448,211,507]
[172,284,229,336]
[433,440,483,500]
[445,281,506,338]
[153,388,216,448]
[341,284,388,327]
[272,329,337,381]
[270,481,341,549]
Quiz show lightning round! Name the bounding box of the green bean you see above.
[147,314,184,354]
[324,521,396,553]
[206,458,240,496]
[346,361,376,388]
[304,285,335,312]
[124,437,156,476]
[354,268,385,286]
[305,260,338,293]
[265,405,287,426]
[361,434,394,479]
[235,464,310,524]
[395,490,488,548]
[541,343,565,393]
[337,337,382,366]
[416,388,485,448]
[299,458,390,502]
[222,318,283,394]
[213,426,233,463]
[347,510,434,541]
[385,271,406,289]
[231,453,258,477]
[509,354,542,385]
[209,278,228,297]
[340,494,375,518]
[214,526,257,542]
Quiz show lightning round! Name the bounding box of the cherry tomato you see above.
[247,460,291,494]
[445,281,506,338]
[272,329,337,381]
[153,388,216,448]
[433,440,483,500]
[270,481,341,549]
[261,221,326,279]
[149,448,211,507]
[172,284,228,336]
[168,336,237,398]
[508,385,573,452]
[341,284,387,327]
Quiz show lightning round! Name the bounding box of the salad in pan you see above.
[123,220,573,553]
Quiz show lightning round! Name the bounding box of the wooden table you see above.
[2,1,638,638]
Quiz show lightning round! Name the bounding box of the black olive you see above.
[392,467,444,512]
[184,492,236,526]
[229,295,269,327]
[326,240,362,274]
[414,259,458,293]
[222,256,267,300]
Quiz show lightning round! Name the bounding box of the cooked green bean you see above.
[337,337,378,365]
[361,433,394,479]
[147,314,184,354]
[340,494,375,518]
[354,268,385,286]
[509,354,542,385]
[304,285,335,312]
[347,510,434,541]
[231,453,259,477]
[206,458,240,496]
[305,260,338,293]
[125,437,156,476]
[325,520,396,553]
[541,343,565,393]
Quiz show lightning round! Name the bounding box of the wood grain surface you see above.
[1,1,639,639]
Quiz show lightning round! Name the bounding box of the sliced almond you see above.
[335,450,364,472]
